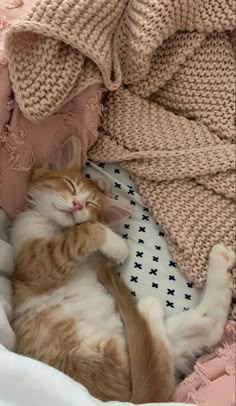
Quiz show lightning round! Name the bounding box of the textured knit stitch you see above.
[4,0,236,312]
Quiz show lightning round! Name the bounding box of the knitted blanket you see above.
[4,0,236,313]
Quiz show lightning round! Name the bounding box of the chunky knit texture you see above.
[4,0,236,309]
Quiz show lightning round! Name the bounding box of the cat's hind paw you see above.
[138,296,164,321]
[210,244,235,270]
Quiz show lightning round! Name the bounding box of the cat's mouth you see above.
[52,203,76,220]
[52,203,87,225]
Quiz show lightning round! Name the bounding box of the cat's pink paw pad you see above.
[210,244,235,268]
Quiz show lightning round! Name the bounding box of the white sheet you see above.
[0,346,195,406]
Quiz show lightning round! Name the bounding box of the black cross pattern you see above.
[183,307,189,312]
[114,168,120,174]
[124,224,130,229]
[122,234,128,239]
[152,282,159,288]
[128,188,135,196]
[115,195,119,200]
[139,226,146,232]
[185,294,191,300]
[138,239,144,244]
[85,174,91,179]
[166,301,175,308]
[115,182,121,189]
[167,289,175,296]
[155,245,161,250]
[134,262,142,269]
[187,282,193,288]
[98,163,105,169]
[152,256,159,262]
[169,261,177,267]
[136,251,143,258]
[130,200,136,206]
[131,291,136,297]
[149,268,157,275]
[169,275,176,281]
[86,161,91,166]
[142,214,149,221]
[130,276,138,283]
[159,231,165,237]
[143,207,149,212]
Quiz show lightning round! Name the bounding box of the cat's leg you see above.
[100,227,129,265]
[138,296,170,347]
[166,244,235,380]
[137,296,175,395]
[14,223,128,291]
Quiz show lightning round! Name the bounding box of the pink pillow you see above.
[174,322,235,406]
[0,0,36,64]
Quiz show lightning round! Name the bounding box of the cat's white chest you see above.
[61,265,124,343]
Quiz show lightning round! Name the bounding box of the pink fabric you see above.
[174,322,236,406]
[0,1,102,217]
[0,67,101,216]
[0,0,34,64]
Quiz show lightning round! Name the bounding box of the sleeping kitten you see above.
[10,137,175,404]
[10,136,234,402]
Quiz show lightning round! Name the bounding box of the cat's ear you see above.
[103,197,133,225]
[96,179,113,197]
[31,136,81,182]
[54,136,82,170]
[96,179,132,223]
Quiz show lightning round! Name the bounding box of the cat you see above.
[10,136,234,403]
[10,137,175,404]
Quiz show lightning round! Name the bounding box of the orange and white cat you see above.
[10,136,234,403]
[10,137,175,403]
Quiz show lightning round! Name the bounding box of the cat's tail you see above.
[97,257,175,404]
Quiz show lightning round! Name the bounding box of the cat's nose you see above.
[72,199,83,211]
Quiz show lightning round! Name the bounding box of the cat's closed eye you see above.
[64,178,76,195]
[86,202,98,208]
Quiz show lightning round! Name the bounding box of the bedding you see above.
[0,1,234,404]
[0,344,195,406]
[2,0,235,312]
[0,0,235,315]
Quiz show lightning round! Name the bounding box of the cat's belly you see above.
[15,265,124,345]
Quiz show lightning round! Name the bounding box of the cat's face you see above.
[29,166,131,228]
[27,136,132,228]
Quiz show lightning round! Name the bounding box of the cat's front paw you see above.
[100,228,129,265]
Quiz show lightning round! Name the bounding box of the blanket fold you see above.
[3,0,236,310]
